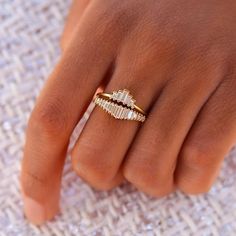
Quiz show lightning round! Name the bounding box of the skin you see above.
[21,0,236,224]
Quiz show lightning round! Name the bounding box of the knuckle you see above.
[21,169,46,200]
[123,163,173,197]
[96,0,140,38]
[202,43,232,72]
[72,148,115,190]
[123,164,153,187]
[29,99,69,138]
[103,1,132,22]
[75,162,113,185]
[180,142,216,171]
[176,142,217,194]
[74,166,115,191]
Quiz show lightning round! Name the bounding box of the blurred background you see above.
[0,1,236,235]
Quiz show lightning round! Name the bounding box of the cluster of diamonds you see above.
[111,89,136,109]
[94,97,145,122]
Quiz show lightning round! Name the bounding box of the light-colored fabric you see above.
[0,1,236,235]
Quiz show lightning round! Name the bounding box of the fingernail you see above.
[23,196,46,225]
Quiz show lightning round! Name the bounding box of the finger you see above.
[21,8,116,224]
[71,47,167,190]
[175,75,236,194]
[123,60,223,197]
[61,0,91,51]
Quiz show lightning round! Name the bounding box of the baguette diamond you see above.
[111,89,136,109]
[94,97,145,122]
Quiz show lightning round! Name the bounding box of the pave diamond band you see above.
[93,89,146,122]
[94,97,146,122]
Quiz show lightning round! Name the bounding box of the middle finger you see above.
[71,50,166,190]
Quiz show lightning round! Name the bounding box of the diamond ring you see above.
[93,89,146,122]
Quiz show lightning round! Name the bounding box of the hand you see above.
[21,0,236,224]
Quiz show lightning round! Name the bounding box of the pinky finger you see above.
[175,77,236,194]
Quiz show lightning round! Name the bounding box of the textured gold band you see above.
[93,89,146,122]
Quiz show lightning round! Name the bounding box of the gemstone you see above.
[108,102,112,113]
[103,100,107,108]
[117,107,121,118]
[117,91,123,101]
[113,105,118,118]
[122,89,129,101]
[102,99,106,109]
[110,89,136,108]
[125,97,130,106]
[120,108,124,119]
[98,98,101,105]
[127,110,133,119]
[122,108,126,119]
[110,103,114,114]
[116,106,121,118]
[114,105,118,118]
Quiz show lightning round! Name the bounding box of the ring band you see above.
[93,89,146,122]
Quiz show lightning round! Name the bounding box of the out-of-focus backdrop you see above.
[0,1,236,235]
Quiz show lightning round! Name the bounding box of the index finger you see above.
[21,5,116,224]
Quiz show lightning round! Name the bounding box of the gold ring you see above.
[93,89,146,122]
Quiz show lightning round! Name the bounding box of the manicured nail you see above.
[23,196,46,225]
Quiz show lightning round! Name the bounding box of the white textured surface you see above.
[0,1,236,235]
